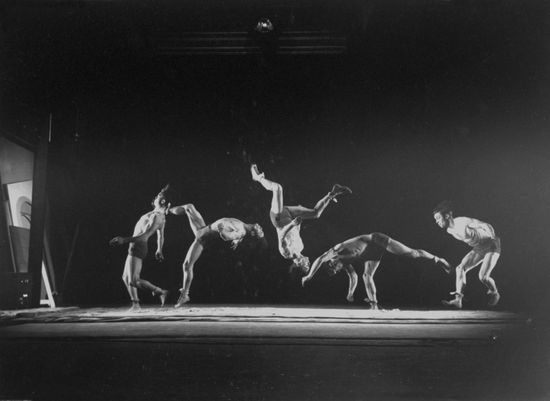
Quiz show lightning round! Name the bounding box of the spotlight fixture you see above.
[255,18,274,34]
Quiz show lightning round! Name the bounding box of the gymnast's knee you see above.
[271,183,282,194]
[410,249,422,258]
[362,270,374,280]
[310,208,323,219]
[183,260,194,272]
[182,204,196,214]
[478,271,491,284]
[129,277,141,288]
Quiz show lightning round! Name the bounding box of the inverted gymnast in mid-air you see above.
[169,203,264,307]
[433,201,501,309]
[109,185,171,311]
[250,163,352,272]
[301,233,451,309]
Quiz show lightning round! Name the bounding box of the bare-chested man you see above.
[301,233,451,309]
[109,186,171,311]
[250,163,351,272]
[433,201,501,309]
[169,203,264,307]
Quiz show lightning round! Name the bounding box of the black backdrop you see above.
[1,0,548,311]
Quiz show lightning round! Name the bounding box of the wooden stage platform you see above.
[0,305,548,400]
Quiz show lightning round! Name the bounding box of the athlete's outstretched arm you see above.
[155,222,165,261]
[168,205,188,215]
[301,250,333,286]
[109,214,162,246]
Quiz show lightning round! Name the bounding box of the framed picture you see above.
[5,180,33,229]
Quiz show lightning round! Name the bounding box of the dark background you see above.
[1,0,548,311]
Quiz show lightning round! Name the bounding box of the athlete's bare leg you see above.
[443,250,484,308]
[384,237,451,273]
[251,164,284,214]
[478,252,500,306]
[285,195,332,220]
[135,276,168,306]
[344,265,358,302]
[286,184,352,221]
[175,239,204,307]
[122,255,169,308]
[456,251,484,294]
[170,204,207,235]
[172,204,209,307]
[122,256,141,311]
[363,260,381,310]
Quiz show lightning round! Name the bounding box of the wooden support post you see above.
[28,115,50,307]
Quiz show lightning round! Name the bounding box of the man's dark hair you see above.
[432,200,454,215]
[153,183,172,207]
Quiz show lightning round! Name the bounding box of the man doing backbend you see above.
[433,201,501,308]
[169,203,264,307]
[301,233,451,309]
[109,185,171,311]
[250,163,351,272]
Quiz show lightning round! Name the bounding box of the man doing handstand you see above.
[301,233,451,309]
[250,163,351,272]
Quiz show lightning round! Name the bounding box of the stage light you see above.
[255,18,274,34]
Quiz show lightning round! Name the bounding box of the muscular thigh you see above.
[460,250,484,271]
[286,205,317,219]
[271,185,284,214]
[270,208,293,228]
[479,252,500,277]
[125,255,142,278]
[184,240,204,266]
[186,206,207,235]
[364,260,380,276]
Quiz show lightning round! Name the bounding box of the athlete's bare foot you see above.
[330,184,352,197]
[435,257,452,274]
[346,294,354,303]
[128,301,141,312]
[487,291,500,307]
[442,292,463,309]
[175,289,190,308]
[364,298,379,310]
[250,164,265,182]
[159,289,169,307]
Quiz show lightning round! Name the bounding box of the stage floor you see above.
[0,305,528,344]
[0,305,548,401]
